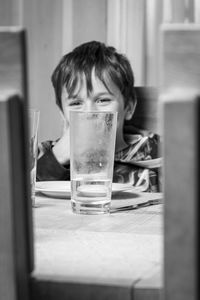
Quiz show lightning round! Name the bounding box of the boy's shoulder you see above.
[116,125,161,166]
[38,139,57,159]
[124,125,161,144]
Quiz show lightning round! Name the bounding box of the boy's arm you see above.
[51,128,70,165]
[36,140,70,181]
[36,122,71,181]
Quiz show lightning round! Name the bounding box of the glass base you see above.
[71,200,110,215]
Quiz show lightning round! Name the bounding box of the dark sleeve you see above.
[36,149,70,181]
[148,133,161,159]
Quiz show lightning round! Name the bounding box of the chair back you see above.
[0,27,33,300]
[125,86,160,134]
[161,24,200,300]
[0,94,33,300]
[0,27,28,99]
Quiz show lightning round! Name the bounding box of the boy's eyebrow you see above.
[70,94,81,99]
[66,94,83,101]
[67,91,114,100]
[95,91,114,97]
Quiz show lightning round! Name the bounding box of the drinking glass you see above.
[70,111,117,214]
[28,109,40,207]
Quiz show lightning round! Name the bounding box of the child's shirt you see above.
[37,128,162,192]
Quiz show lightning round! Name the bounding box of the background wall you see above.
[73,0,107,47]
[0,0,107,142]
[0,0,199,141]
[23,0,64,142]
[23,0,108,142]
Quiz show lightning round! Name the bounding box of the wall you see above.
[0,0,162,141]
[23,0,64,142]
[1,0,200,140]
[23,0,107,142]
[0,0,107,142]
[73,0,106,47]
[0,0,22,25]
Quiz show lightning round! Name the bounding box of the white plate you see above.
[35,181,134,199]
[35,181,71,198]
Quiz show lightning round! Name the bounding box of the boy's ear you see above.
[125,100,136,121]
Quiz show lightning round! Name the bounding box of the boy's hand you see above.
[52,120,70,165]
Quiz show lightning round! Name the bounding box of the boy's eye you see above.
[69,100,83,106]
[96,98,111,105]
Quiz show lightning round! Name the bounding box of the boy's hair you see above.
[51,41,136,110]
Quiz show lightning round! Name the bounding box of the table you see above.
[31,190,163,300]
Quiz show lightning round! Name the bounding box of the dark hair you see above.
[51,41,136,110]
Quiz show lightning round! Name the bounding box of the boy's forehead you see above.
[62,71,120,98]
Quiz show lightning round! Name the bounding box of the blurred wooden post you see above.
[0,94,32,300]
[0,27,28,100]
[160,24,200,299]
[160,24,200,93]
[162,89,199,300]
[0,27,33,300]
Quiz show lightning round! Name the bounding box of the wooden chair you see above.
[0,27,33,300]
[124,86,160,135]
[162,89,199,300]
[0,27,28,100]
[160,24,200,300]
[0,93,33,300]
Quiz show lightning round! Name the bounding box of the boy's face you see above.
[61,70,134,150]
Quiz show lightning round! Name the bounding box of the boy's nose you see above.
[84,100,97,111]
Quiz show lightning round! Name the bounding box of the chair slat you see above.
[162,90,199,300]
[160,24,200,300]
[0,28,28,100]
[0,94,32,300]
[125,86,160,134]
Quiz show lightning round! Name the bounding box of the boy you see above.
[37,41,161,192]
